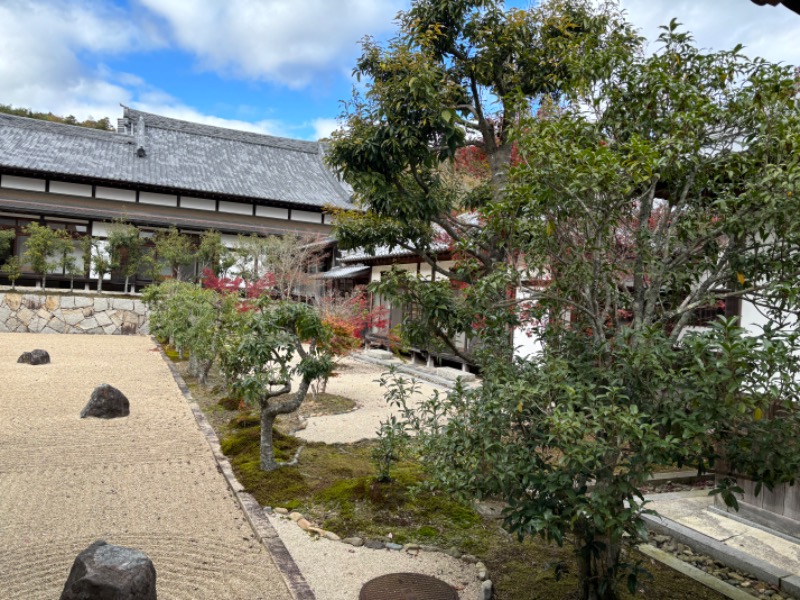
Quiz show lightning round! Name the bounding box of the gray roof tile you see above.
[0,107,354,210]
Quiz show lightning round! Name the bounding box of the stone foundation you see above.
[0,291,149,335]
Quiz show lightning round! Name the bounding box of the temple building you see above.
[0,106,353,290]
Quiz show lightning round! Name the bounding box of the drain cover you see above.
[359,573,458,600]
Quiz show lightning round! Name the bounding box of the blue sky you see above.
[1,1,798,141]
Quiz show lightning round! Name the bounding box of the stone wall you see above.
[0,291,149,335]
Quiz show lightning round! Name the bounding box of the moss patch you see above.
[301,392,357,416]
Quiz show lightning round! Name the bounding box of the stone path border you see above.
[637,544,756,600]
[156,343,316,600]
[643,512,800,597]
[352,353,472,390]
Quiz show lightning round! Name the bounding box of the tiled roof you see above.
[338,214,480,262]
[339,243,449,262]
[315,264,371,279]
[0,107,354,209]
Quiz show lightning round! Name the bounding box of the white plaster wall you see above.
[1,175,46,192]
[256,206,289,220]
[139,191,177,207]
[96,187,136,202]
[49,181,92,197]
[291,209,321,223]
[220,234,239,248]
[181,196,215,211]
[219,200,252,215]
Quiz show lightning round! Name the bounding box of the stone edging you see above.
[155,343,316,600]
[637,544,757,600]
[643,512,800,598]
[351,354,468,390]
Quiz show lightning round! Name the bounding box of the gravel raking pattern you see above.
[0,333,292,600]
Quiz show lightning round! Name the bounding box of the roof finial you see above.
[135,116,146,157]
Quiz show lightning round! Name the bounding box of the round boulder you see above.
[81,384,130,419]
[60,540,157,600]
[17,349,51,365]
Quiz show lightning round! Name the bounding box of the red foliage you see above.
[453,144,523,180]
[201,268,277,300]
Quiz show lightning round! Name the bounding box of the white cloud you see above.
[0,0,291,135]
[310,117,341,140]
[136,0,403,88]
[0,0,161,120]
[134,100,286,136]
[620,0,800,66]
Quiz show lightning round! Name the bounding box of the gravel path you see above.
[294,356,444,444]
[0,333,292,600]
[267,514,484,600]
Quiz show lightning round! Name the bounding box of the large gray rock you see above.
[17,349,51,365]
[81,385,130,419]
[60,540,157,600]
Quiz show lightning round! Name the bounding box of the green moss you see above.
[305,393,357,415]
[218,396,240,411]
[220,426,260,456]
[164,347,182,361]
[416,525,438,539]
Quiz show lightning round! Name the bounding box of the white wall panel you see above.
[1,175,46,192]
[139,191,177,207]
[219,200,252,215]
[181,196,216,211]
[49,181,92,197]
[96,187,135,202]
[291,209,321,223]
[256,205,289,220]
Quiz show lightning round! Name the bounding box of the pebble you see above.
[446,546,462,558]
[386,543,403,551]
[421,545,442,553]
[274,507,289,515]
[364,539,385,550]
[653,535,671,544]
[289,511,303,522]
[481,579,493,600]
[404,544,421,551]
[648,532,779,598]
[323,531,341,541]
[297,518,311,531]
[462,554,478,564]
[342,537,364,547]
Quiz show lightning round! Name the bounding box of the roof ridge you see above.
[123,107,321,154]
[0,112,133,143]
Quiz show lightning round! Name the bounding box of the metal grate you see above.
[359,573,458,600]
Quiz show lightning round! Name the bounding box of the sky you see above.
[0,0,798,141]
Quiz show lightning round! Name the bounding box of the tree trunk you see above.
[259,377,313,471]
[575,531,622,600]
[125,275,130,294]
[259,411,279,471]
[97,276,103,292]
[42,274,47,289]
[199,359,213,386]
[188,354,200,379]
